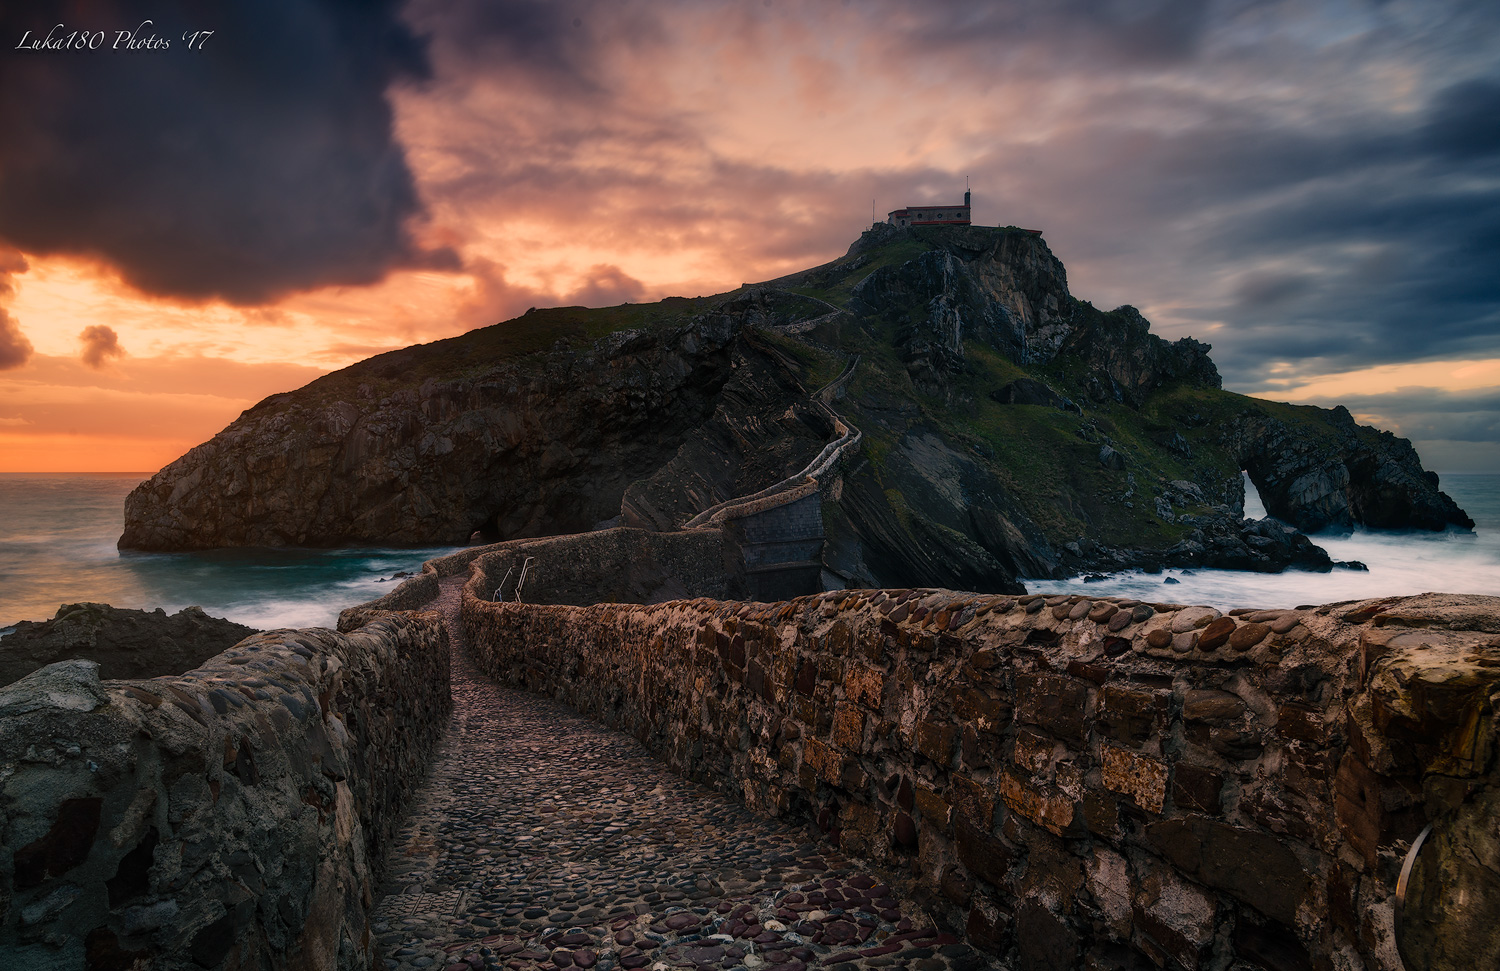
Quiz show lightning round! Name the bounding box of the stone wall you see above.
[462,527,742,607]
[726,491,827,602]
[0,611,451,970]
[460,587,1500,971]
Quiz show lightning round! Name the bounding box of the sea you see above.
[0,473,458,634]
[2,472,1499,635]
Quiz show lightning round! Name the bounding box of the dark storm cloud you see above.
[0,0,455,305]
[963,61,1500,387]
[394,0,1500,395]
[878,0,1223,68]
[1423,77,1500,159]
[1182,108,1500,384]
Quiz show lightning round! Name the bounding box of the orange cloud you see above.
[0,245,32,370]
[79,325,125,369]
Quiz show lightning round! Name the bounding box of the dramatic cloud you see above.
[5,0,1500,470]
[0,0,455,304]
[0,246,30,370]
[0,311,29,370]
[79,325,125,369]
[564,266,647,309]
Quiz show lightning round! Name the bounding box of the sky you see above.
[0,0,1497,474]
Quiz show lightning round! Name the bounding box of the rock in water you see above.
[0,603,257,687]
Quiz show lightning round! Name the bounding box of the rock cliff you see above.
[121,225,1470,593]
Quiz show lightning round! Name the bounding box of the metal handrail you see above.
[1394,822,1434,969]
[514,556,534,602]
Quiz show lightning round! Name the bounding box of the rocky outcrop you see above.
[1223,405,1473,533]
[459,585,1500,971]
[849,233,1217,404]
[1057,304,1220,408]
[120,314,742,549]
[621,330,831,531]
[0,611,450,970]
[0,603,258,687]
[120,223,1470,595]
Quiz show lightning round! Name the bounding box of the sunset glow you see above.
[2,1,1498,471]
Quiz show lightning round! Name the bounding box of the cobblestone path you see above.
[372,578,997,971]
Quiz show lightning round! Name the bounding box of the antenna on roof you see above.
[872,198,876,227]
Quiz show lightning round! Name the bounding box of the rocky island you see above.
[120,224,1470,596]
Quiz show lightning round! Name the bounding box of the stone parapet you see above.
[458,526,741,607]
[0,611,451,970]
[460,587,1500,971]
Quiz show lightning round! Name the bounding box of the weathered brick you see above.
[1242,788,1319,845]
[1015,673,1092,746]
[718,631,744,668]
[1065,659,1110,684]
[837,801,881,856]
[745,659,771,701]
[965,894,1010,953]
[823,620,854,656]
[961,725,1003,770]
[1172,762,1223,815]
[892,811,917,849]
[913,784,951,829]
[1082,790,1119,837]
[954,818,1014,885]
[794,659,817,696]
[1084,848,1133,938]
[1100,745,1167,813]
[830,703,864,749]
[999,769,1082,837]
[951,774,996,830]
[840,761,870,792]
[952,686,1009,730]
[844,664,883,708]
[1144,816,1311,925]
[1283,746,1333,802]
[1276,702,1327,743]
[940,864,973,904]
[1132,868,1217,969]
[1098,684,1166,746]
[915,720,957,766]
[1012,727,1057,775]
[802,737,843,786]
[1182,689,1247,724]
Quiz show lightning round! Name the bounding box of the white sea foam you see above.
[0,473,457,629]
[1025,472,1500,610]
[3,472,1497,627]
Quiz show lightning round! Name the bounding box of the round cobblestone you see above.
[372,578,997,971]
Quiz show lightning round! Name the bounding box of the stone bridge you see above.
[5,570,1497,971]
